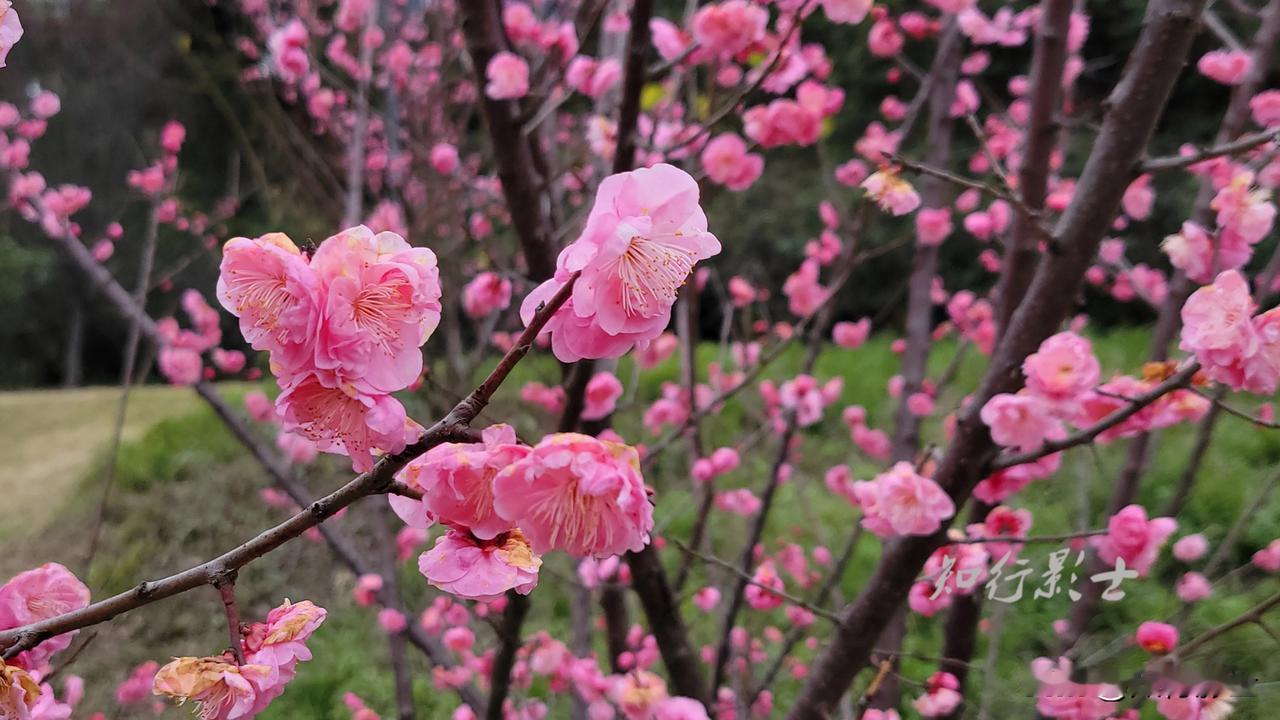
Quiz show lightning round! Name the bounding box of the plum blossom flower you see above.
[1171,533,1208,562]
[116,661,159,706]
[1090,504,1176,576]
[822,0,873,24]
[1032,657,1120,720]
[521,164,719,362]
[217,233,321,371]
[743,561,785,611]
[418,529,542,601]
[701,134,764,191]
[1180,269,1280,394]
[430,143,460,174]
[651,697,710,720]
[783,260,828,318]
[1135,621,1178,655]
[152,658,267,719]
[309,226,442,393]
[913,672,962,718]
[853,462,955,538]
[1253,538,1280,572]
[0,1,23,68]
[1021,332,1100,404]
[268,20,310,82]
[582,372,624,421]
[1197,49,1252,85]
[915,207,953,246]
[0,564,90,672]
[485,51,529,100]
[832,319,871,349]
[275,373,422,473]
[393,424,527,538]
[462,272,512,319]
[691,1,768,59]
[1176,572,1212,602]
[1,662,40,719]
[492,433,653,557]
[862,168,921,215]
[980,393,1063,451]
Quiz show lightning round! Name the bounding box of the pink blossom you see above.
[485,51,529,100]
[1211,171,1275,245]
[744,561,785,611]
[1250,89,1280,127]
[418,529,542,601]
[701,134,764,191]
[583,372,624,421]
[1197,49,1252,85]
[651,697,710,720]
[1176,572,1212,602]
[1161,221,1234,284]
[430,143,460,174]
[212,348,246,374]
[309,226,442,393]
[1253,538,1280,572]
[980,393,1062,450]
[853,462,955,538]
[915,207,953,246]
[0,564,89,671]
[1171,533,1208,562]
[693,587,721,612]
[275,372,422,472]
[868,17,904,57]
[1135,621,1178,654]
[832,319,871,349]
[462,272,512,319]
[377,608,407,633]
[521,382,566,413]
[1122,174,1155,220]
[353,574,382,607]
[637,332,679,368]
[716,488,762,517]
[217,233,321,371]
[244,391,275,423]
[1090,504,1177,576]
[741,99,822,149]
[691,1,768,59]
[1032,657,1120,720]
[492,433,653,557]
[609,670,668,720]
[783,260,828,318]
[158,346,202,385]
[1022,331,1100,404]
[0,1,22,68]
[649,19,692,62]
[862,712,901,720]
[395,424,526,538]
[913,672,962,718]
[1180,269,1280,394]
[30,92,59,120]
[160,121,186,155]
[822,0,873,25]
[521,164,719,362]
[268,20,310,82]
[967,505,1032,559]
[153,658,270,720]
[116,661,158,705]
[862,168,921,215]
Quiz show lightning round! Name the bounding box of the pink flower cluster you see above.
[853,462,955,538]
[461,271,512,319]
[398,430,653,600]
[0,564,90,673]
[1180,269,1280,394]
[217,226,442,471]
[981,331,1100,451]
[1090,504,1176,576]
[152,600,326,719]
[522,164,720,362]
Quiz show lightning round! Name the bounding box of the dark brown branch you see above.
[1140,127,1280,172]
[215,579,245,665]
[485,591,531,720]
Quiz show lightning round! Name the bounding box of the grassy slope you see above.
[7,333,1280,718]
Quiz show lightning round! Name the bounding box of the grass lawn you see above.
[5,332,1280,718]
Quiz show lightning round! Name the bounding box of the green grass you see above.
[9,332,1280,718]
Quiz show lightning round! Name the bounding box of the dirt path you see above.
[0,385,202,539]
